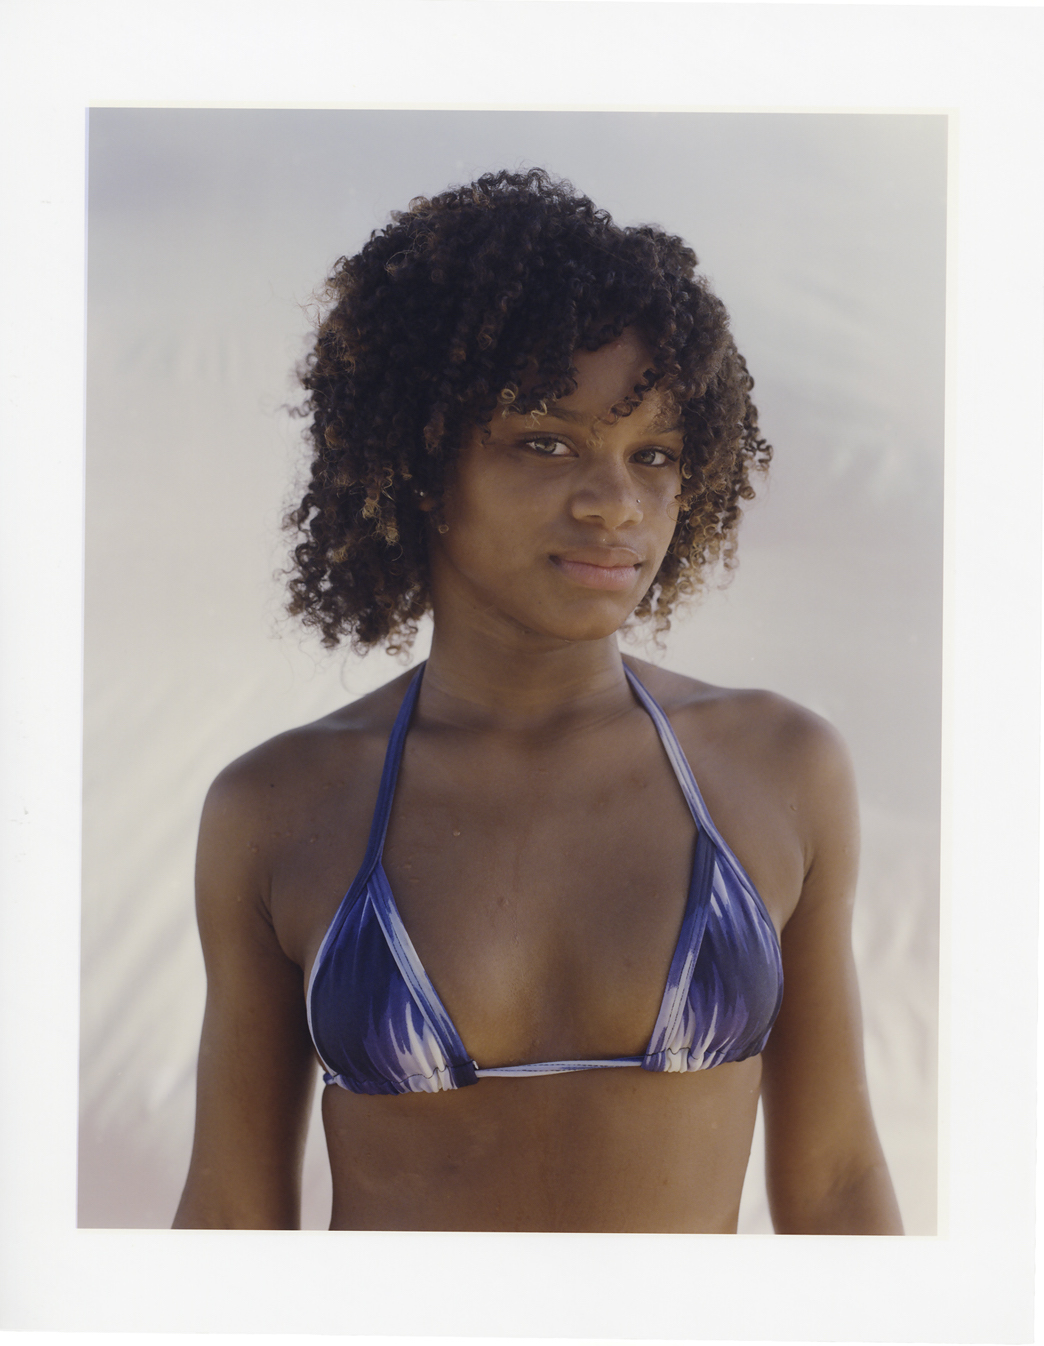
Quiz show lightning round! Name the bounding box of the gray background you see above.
[80,109,944,1233]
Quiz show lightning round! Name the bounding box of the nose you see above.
[569,459,643,531]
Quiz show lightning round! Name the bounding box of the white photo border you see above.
[1,2,1041,1342]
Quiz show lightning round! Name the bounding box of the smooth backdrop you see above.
[80,108,945,1233]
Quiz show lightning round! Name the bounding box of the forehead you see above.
[523,387,681,430]
[508,330,683,429]
[568,332,654,408]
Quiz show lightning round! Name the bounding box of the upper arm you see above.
[173,762,318,1230]
[760,716,902,1234]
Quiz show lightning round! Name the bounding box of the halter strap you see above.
[356,663,426,877]
[371,662,713,852]
[350,659,719,1079]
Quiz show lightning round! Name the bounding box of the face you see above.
[428,330,685,645]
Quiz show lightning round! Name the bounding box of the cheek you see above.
[443,474,509,540]
[438,469,540,575]
[655,477,684,527]
[445,455,556,540]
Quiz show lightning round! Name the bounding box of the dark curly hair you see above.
[286,169,771,651]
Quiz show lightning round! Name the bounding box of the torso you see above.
[245,657,810,1231]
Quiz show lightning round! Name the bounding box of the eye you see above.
[522,437,573,457]
[632,446,679,467]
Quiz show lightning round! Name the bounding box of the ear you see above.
[417,494,437,513]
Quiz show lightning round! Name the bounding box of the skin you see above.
[173,331,903,1234]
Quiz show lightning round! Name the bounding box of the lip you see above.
[550,549,644,592]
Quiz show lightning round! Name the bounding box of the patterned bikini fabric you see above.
[307,665,783,1095]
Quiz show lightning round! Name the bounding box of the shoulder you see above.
[198,668,419,868]
[625,656,850,782]
[624,657,857,890]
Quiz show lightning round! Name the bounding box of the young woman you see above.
[173,170,902,1234]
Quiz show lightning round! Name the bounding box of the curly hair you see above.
[286,169,771,651]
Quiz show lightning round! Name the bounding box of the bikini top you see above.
[307,663,783,1096]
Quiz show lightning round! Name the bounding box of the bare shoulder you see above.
[198,668,418,872]
[624,657,857,909]
[625,656,851,783]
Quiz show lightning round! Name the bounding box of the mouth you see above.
[549,551,644,592]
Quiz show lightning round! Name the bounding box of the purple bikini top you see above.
[306,664,783,1095]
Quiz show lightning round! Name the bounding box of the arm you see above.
[761,719,903,1235]
[173,764,318,1229]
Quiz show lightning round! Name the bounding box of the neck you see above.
[420,616,635,733]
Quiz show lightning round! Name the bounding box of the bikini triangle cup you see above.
[307,663,783,1095]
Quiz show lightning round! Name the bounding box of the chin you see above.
[514,599,640,645]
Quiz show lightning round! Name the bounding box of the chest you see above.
[381,722,698,1061]
[272,706,801,1066]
